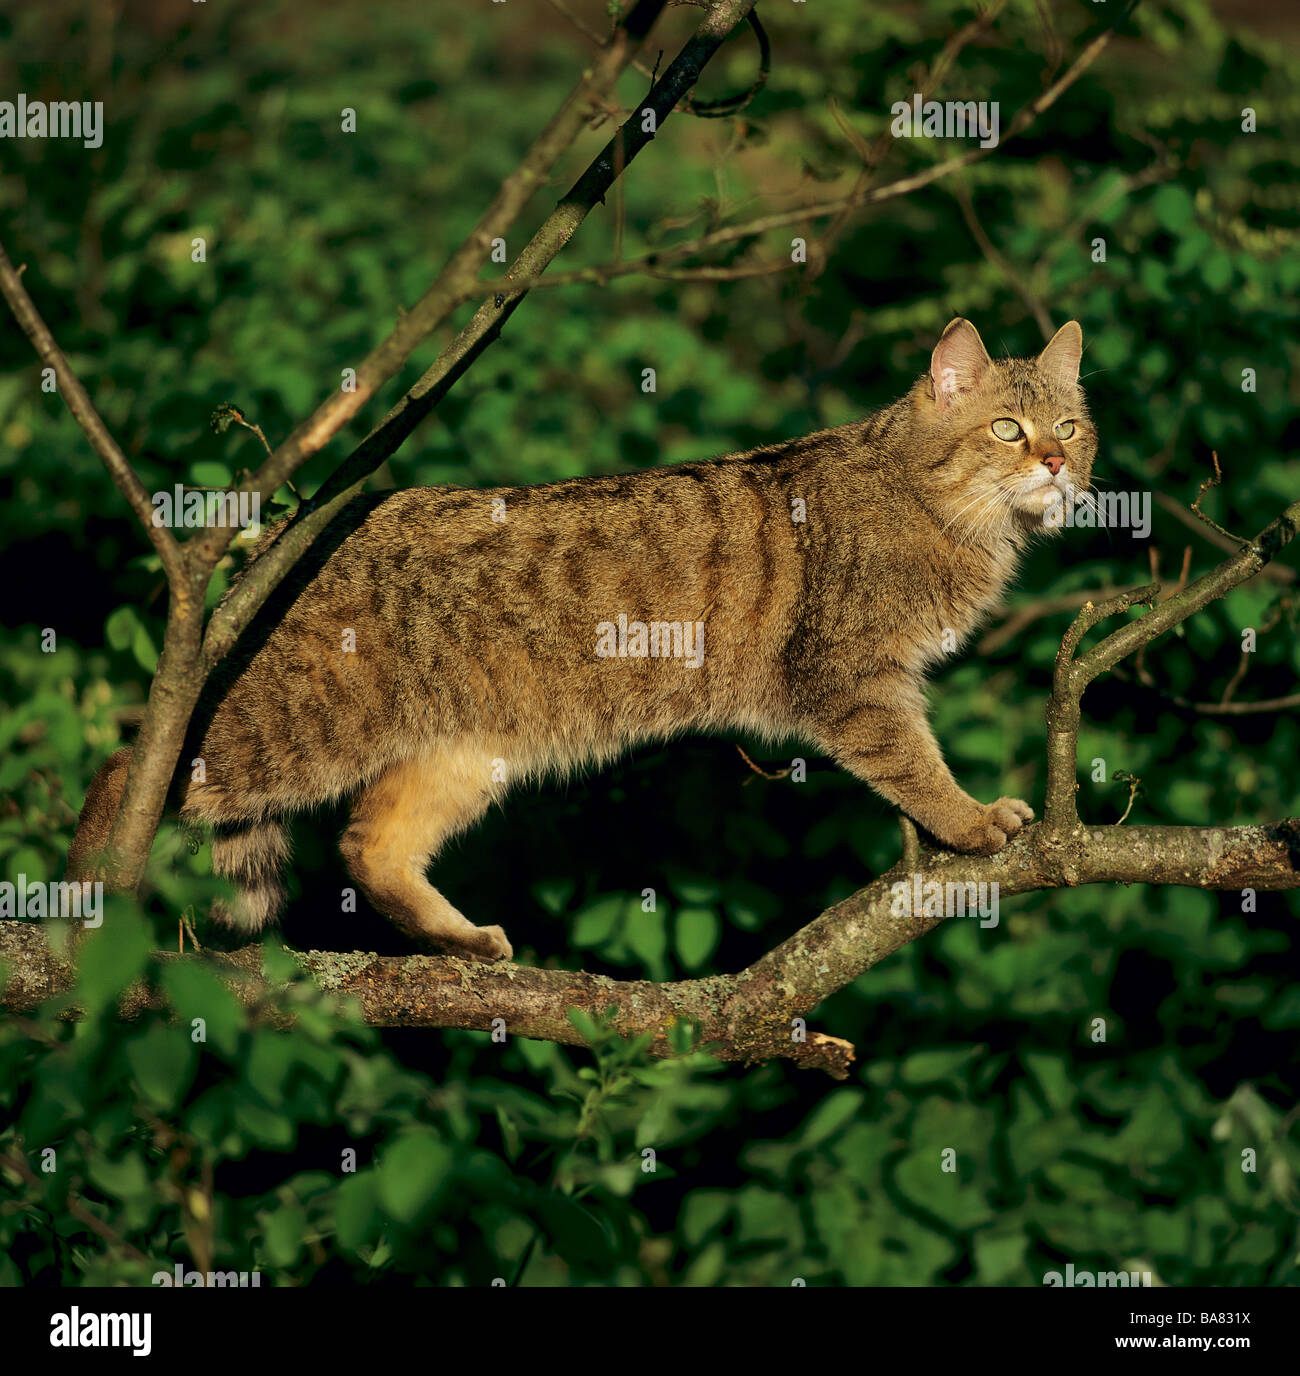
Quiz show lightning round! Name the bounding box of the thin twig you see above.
[1113,771,1142,826]
[951,175,1054,339]
[1190,450,1247,545]
[898,814,920,871]
[978,586,1126,656]
[1153,490,1292,584]
[0,243,188,591]
[0,1147,150,1264]
[468,0,1124,304]
[182,912,203,952]
[735,744,791,784]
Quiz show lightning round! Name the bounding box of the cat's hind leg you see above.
[339,753,512,961]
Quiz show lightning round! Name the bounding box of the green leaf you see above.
[191,461,233,486]
[86,1151,152,1202]
[376,1130,451,1223]
[125,1023,197,1110]
[899,1047,978,1085]
[334,1170,380,1251]
[102,605,157,671]
[74,904,154,1015]
[973,1230,1027,1283]
[800,1088,863,1145]
[1150,184,1195,231]
[259,1201,307,1267]
[495,1104,521,1162]
[675,906,719,969]
[625,910,668,977]
[567,1007,604,1044]
[1201,252,1233,292]
[234,1097,296,1149]
[532,1193,613,1270]
[572,894,624,948]
[130,620,158,675]
[682,1192,731,1247]
[532,878,576,916]
[161,961,246,1057]
[244,1034,296,1106]
[104,605,135,651]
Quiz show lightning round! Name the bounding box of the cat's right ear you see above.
[929,318,992,412]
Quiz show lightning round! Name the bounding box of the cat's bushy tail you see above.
[208,817,291,932]
[68,744,290,932]
[66,745,134,882]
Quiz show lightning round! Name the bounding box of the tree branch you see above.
[1133,689,1300,717]
[183,0,674,573]
[461,2,1126,306]
[976,585,1126,656]
[200,0,762,670]
[1044,497,1300,835]
[3,816,1295,1080]
[1153,490,1294,584]
[0,244,188,593]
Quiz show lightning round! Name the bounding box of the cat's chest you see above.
[901,540,1019,664]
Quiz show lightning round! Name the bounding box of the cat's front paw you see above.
[436,924,514,963]
[955,797,1034,855]
[466,924,514,963]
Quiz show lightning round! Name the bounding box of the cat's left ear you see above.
[1038,320,1083,389]
[930,318,992,411]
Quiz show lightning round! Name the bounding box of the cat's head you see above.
[913,318,1096,539]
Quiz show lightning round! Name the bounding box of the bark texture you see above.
[4,818,1294,1079]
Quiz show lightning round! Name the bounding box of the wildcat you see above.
[70,318,1093,961]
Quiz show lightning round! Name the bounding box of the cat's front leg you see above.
[812,677,1033,855]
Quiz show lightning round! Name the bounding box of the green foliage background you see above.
[1,0,1298,1285]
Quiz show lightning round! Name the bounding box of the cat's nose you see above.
[1040,451,1065,477]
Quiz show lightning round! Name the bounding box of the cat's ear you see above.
[930,318,992,411]
[1037,320,1083,389]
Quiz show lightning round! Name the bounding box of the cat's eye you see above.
[991,419,1022,442]
[1054,420,1076,440]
